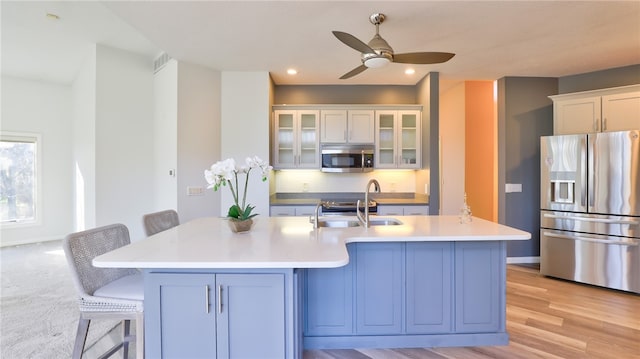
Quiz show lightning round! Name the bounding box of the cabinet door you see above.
[294,205,316,216]
[270,205,317,217]
[270,206,296,216]
[216,274,285,359]
[348,110,375,144]
[298,110,320,168]
[305,245,355,336]
[454,241,503,333]
[320,110,348,143]
[406,242,452,334]
[273,110,297,168]
[398,111,421,168]
[375,111,397,168]
[145,273,217,359]
[602,91,640,132]
[404,205,429,215]
[554,96,601,134]
[376,205,404,216]
[355,242,403,334]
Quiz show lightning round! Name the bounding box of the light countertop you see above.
[93,215,530,269]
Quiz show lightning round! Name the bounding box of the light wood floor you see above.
[303,264,640,359]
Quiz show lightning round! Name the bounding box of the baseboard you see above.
[0,235,62,248]
[507,256,540,264]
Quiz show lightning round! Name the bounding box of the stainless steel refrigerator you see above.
[540,130,640,294]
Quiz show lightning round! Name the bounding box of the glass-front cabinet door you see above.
[375,111,397,168]
[375,110,421,169]
[273,110,319,169]
[399,111,420,169]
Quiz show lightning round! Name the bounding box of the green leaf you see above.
[227,204,242,219]
[227,204,259,220]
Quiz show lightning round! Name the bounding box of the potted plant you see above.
[204,156,272,233]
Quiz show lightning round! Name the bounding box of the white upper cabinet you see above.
[273,110,320,169]
[375,110,421,169]
[602,91,640,132]
[320,110,375,144]
[551,85,640,135]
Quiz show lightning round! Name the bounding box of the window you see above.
[1,132,40,225]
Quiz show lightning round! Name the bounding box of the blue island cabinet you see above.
[303,241,508,349]
[355,242,403,335]
[145,269,299,359]
[304,244,355,336]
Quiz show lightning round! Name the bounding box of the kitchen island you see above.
[93,215,530,358]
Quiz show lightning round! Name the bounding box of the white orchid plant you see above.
[205,156,272,221]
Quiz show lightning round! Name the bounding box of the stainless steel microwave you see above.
[321,145,374,173]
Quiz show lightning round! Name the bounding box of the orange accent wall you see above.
[465,81,496,221]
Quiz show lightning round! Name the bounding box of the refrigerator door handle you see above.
[542,213,639,226]
[543,231,639,246]
[587,134,594,208]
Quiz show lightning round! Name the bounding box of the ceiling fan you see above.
[332,13,455,79]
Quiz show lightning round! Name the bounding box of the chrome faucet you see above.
[311,202,322,229]
[357,179,380,227]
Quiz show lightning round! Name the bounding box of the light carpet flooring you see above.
[1,240,123,359]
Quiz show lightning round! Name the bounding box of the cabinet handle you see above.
[205,285,210,314]
[603,118,607,131]
[217,285,223,313]
[594,118,599,131]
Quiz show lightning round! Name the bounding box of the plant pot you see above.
[228,218,254,233]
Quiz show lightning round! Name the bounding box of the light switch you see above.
[187,186,204,196]
[505,183,522,193]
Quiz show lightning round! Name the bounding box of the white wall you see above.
[152,59,178,212]
[71,46,97,232]
[176,62,221,221]
[220,72,271,218]
[94,45,155,241]
[0,77,74,246]
[439,81,466,215]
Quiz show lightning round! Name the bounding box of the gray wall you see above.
[498,77,557,258]
[274,85,416,104]
[416,73,440,214]
[559,64,640,93]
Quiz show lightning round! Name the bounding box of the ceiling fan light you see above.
[364,57,391,68]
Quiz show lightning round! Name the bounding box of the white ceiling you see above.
[2,1,639,86]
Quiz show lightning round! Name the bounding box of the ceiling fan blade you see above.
[332,31,375,54]
[340,65,368,79]
[393,52,455,64]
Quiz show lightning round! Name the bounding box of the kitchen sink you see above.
[314,217,403,228]
[368,218,403,226]
[316,219,361,228]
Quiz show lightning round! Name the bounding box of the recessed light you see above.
[287,69,298,75]
[405,68,415,75]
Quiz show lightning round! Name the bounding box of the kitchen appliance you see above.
[321,145,374,173]
[321,200,378,216]
[540,130,640,294]
[331,13,455,79]
[321,199,377,215]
